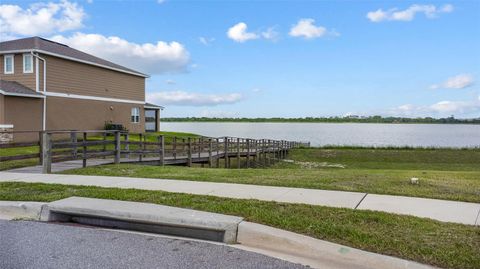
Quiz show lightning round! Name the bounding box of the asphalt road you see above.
[0,220,306,269]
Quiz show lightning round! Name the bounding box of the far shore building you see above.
[0,37,163,142]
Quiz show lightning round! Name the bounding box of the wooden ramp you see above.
[1,130,310,173]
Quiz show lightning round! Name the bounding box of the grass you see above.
[288,147,480,171]
[0,182,478,269]
[63,147,480,203]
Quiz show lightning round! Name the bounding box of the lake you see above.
[161,122,480,148]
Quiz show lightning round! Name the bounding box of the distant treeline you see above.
[162,116,480,124]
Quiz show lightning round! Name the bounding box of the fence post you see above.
[42,132,52,174]
[114,131,121,164]
[187,137,192,167]
[224,137,229,168]
[38,131,43,165]
[102,132,107,158]
[139,133,143,162]
[208,138,213,168]
[158,135,164,166]
[82,132,87,168]
[71,131,77,160]
[124,133,130,159]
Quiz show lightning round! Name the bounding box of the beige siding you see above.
[0,54,37,90]
[4,96,43,142]
[0,94,4,123]
[46,96,145,133]
[42,54,145,101]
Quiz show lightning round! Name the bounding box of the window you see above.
[131,107,140,123]
[23,54,33,73]
[4,55,14,74]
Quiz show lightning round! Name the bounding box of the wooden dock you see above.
[1,130,310,174]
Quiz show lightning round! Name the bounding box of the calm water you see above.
[161,122,480,148]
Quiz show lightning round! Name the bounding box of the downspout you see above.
[31,52,47,131]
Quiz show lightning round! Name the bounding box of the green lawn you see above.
[0,182,478,269]
[63,147,480,203]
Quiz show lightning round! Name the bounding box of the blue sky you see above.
[1,0,479,118]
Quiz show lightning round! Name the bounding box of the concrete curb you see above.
[0,201,46,220]
[0,199,437,269]
[40,197,244,244]
[236,221,435,269]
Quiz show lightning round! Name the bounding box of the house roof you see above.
[0,37,148,78]
[144,102,164,110]
[0,80,44,98]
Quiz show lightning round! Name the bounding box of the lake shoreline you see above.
[161,122,480,148]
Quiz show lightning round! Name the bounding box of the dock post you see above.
[224,137,229,168]
[268,139,271,164]
[41,132,52,174]
[114,131,121,164]
[198,137,202,158]
[187,137,192,167]
[208,138,213,168]
[261,139,266,166]
[253,139,258,166]
[158,135,164,166]
[216,138,220,168]
[173,136,177,160]
[236,138,241,169]
[246,139,250,168]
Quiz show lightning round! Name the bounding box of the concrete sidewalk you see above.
[1,171,479,226]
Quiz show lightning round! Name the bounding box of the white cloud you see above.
[157,0,166,4]
[261,27,279,41]
[227,22,259,42]
[147,91,243,106]
[51,32,190,74]
[289,18,334,39]
[390,96,480,117]
[430,74,474,89]
[199,36,215,46]
[0,0,85,37]
[367,4,454,22]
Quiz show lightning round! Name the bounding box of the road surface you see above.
[0,220,305,269]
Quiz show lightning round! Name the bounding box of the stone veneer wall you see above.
[0,125,13,144]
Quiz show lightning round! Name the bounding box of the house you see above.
[0,36,163,142]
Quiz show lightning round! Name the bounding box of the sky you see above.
[1,0,479,118]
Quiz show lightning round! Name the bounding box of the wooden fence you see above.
[0,130,310,174]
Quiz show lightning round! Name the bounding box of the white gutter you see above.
[31,52,47,131]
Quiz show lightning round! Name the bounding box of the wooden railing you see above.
[0,130,310,173]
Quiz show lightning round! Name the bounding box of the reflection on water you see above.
[161,122,480,148]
